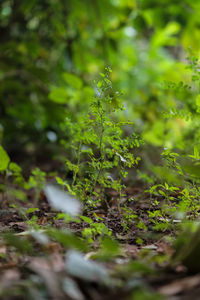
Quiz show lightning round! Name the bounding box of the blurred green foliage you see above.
[1,0,200,166]
[2,3,200,297]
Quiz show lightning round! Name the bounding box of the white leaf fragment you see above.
[116,152,127,162]
[62,277,85,300]
[142,244,157,250]
[65,250,111,285]
[44,185,82,216]
[30,230,50,245]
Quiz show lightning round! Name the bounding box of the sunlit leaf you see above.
[196,94,200,107]
[63,73,82,89]
[182,162,200,178]
[49,87,69,103]
[47,229,87,251]
[0,145,10,172]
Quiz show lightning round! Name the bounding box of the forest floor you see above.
[0,180,199,300]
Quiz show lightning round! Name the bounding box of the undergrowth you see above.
[58,67,142,211]
[1,59,200,299]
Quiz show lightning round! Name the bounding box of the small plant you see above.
[81,216,112,243]
[28,168,46,206]
[0,146,27,205]
[121,204,138,232]
[62,68,142,210]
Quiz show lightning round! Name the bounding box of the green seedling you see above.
[62,68,142,211]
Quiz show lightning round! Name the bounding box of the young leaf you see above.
[49,87,69,103]
[62,73,82,89]
[0,145,10,172]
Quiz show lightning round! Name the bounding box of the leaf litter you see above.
[0,183,200,299]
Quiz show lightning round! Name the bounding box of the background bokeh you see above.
[1,0,200,170]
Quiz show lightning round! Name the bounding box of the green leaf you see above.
[49,87,69,103]
[9,162,22,173]
[47,229,87,251]
[97,81,103,88]
[196,94,200,106]
[0,145,10,172]
[4,233,33,254]
[152,22,180,47]
[81,216,93,224]
[63,73,82,89]
[26,208,39,214]
[182,162,200,178]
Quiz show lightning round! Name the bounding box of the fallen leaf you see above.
[158,274,200,296]
[0,245,7,255]
[50,253,65,272]
[29,257,62,300]
[9,222,28,232]
[125,244,139,257]
[37,216,47,225]
[1,269,20,289]
[142,244,157,250]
